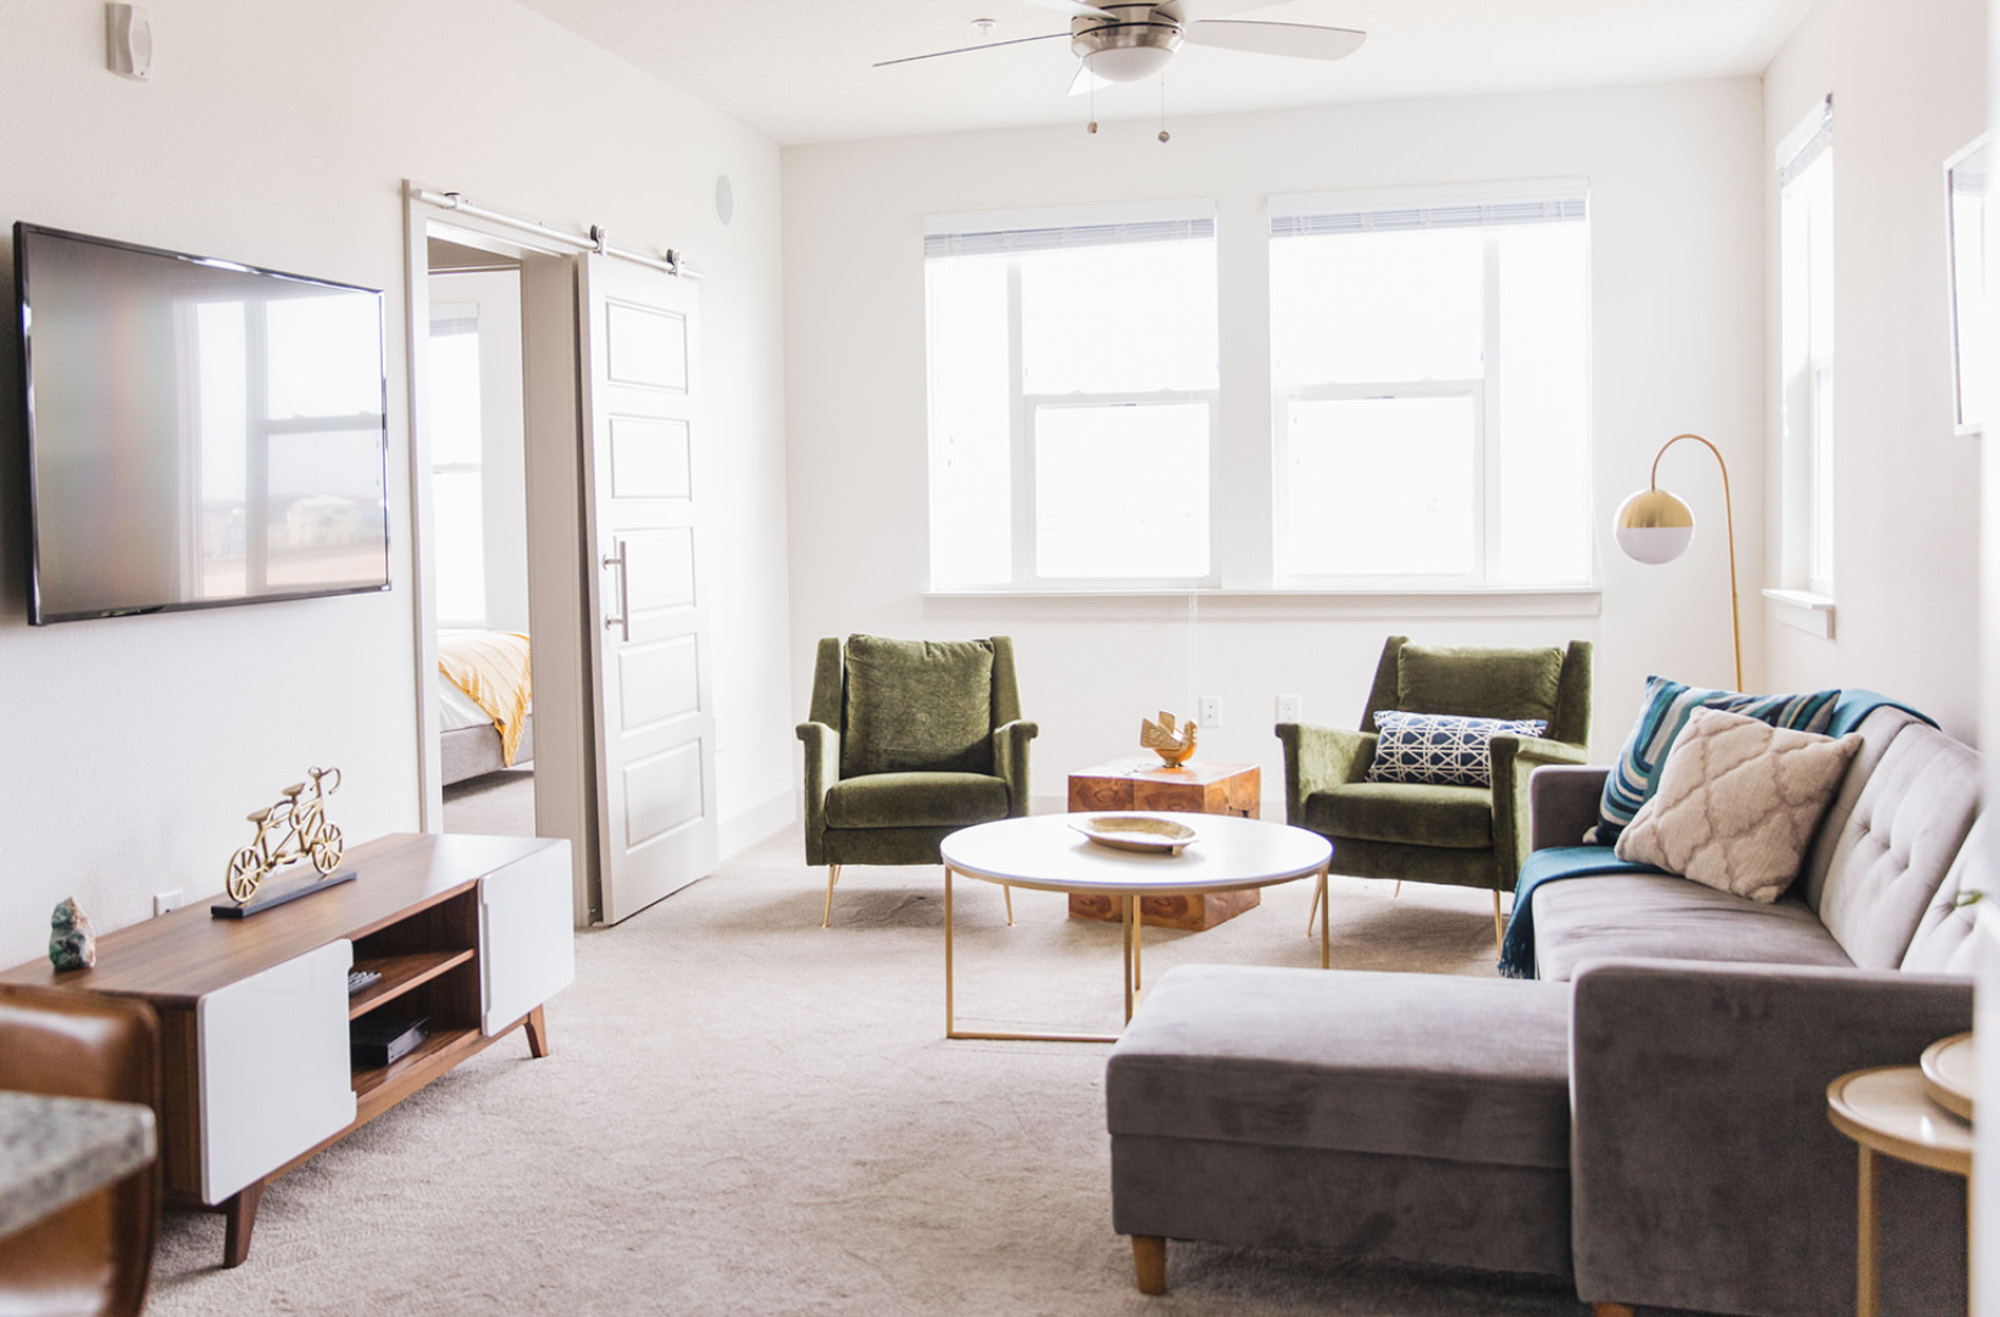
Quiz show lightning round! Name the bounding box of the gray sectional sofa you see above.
[1106,703,1987,1316]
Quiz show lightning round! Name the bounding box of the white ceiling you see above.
[513,0,1816,146]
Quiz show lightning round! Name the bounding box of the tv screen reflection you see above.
[20,225,390,622]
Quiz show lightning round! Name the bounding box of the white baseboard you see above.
[720,789,796,860]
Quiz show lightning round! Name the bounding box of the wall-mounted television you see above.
[14,222,390,624]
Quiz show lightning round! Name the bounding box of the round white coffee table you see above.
[939,812,1333,1043]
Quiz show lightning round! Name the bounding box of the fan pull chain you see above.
[1158,69,1170,143]
[1087,65,1098,134]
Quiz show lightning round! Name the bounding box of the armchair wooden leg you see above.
[1492,890,1505,955]
[822,865,842,928]
[1131,1235,1166,1295]
[1591,1305,1635,1317]
[1004,883,1014,926]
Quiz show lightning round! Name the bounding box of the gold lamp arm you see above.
[1649,432,1743,692]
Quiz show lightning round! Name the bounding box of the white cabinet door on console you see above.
[197,939,357,1204]
[480,838,576,1035]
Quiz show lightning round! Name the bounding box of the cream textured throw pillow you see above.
[1614,706,1862,903]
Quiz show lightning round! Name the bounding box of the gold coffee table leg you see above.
[1857,1145,1878,1317]
[1318,865,1330,969]
[1122,895,1136,1024]
[1133,896,1143,994]
[944,868,1120,1044]
[944,865,956,1037]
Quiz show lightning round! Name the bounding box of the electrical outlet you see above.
[153,890,182,916]
[1199,695,1221,728]
[1276,694,1303,724]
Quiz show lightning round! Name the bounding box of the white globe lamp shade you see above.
[1086,45,1174,82]
[1614,488,1695,565]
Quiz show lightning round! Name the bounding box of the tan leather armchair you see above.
[0,984,162,1317]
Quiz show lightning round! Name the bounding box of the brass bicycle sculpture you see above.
[225,766,345,904]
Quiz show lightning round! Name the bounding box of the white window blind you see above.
[1777,95,1834,189]
[1270,180,1588,238]
[925,216,1214,258]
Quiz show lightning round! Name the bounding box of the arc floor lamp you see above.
[1612,432,1744,692]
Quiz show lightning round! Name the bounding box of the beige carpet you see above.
[147,825,1594,1316]
[441,766,537,837]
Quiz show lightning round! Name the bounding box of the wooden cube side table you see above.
[1066,757,1261,931]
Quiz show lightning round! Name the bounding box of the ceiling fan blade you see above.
[874,31,1072,68]
[1172,0,1284,18]
[1014,0,1115,16]
[1183,19,1367,61]
[1068,62,1112,96]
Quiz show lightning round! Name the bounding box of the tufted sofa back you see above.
[1900,814,1994,973]
[1802,710,1983,970]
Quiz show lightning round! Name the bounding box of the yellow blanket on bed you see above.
[438,631,532,767]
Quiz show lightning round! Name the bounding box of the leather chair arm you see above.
[1274,723,1375,825]
[993,719,1038,816]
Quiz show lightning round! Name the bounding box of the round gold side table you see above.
[1826,1061,1974,1317]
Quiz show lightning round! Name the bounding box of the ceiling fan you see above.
[876,0,1367,95]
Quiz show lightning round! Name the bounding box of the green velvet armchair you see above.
[1276,636,1592,951]
[797,634,1038,926]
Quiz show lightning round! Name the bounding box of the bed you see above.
[438,630,534,786]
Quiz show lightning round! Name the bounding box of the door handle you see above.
[602,543,630,642]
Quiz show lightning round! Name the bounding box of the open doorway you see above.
[406,184,715,926]
[426,238,537,838]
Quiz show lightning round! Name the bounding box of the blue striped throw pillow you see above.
[1590,676,1840,844]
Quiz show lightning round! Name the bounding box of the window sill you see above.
[1761,588,1836,639]
[922,586,1601,619]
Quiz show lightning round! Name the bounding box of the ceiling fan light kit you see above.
[1072,7,1182,83]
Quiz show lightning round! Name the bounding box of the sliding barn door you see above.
[577,254,717,923]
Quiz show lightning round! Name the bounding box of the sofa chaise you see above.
[1105,702,1986,1315]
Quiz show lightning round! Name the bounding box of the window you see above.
[1778,96,1835,597]
[427,303,487,626]
[1269,182,1593,587]
[924,203,1218,589]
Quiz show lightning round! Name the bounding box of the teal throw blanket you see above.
[1495,689,1934,979]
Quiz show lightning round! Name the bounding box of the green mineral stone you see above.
[48,897,96,971]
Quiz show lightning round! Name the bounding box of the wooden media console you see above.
[0,832,574,1267]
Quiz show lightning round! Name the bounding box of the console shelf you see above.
[0,832,575,1271]
[351,1025,483,1104]
[347,949,475,1020]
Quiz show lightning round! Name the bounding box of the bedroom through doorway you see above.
[427,239,537,838]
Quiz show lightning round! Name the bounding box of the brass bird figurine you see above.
[1140,710,1198,767]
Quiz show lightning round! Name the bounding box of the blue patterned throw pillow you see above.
[1365,711,1548,789]
[1589,676,1840,844]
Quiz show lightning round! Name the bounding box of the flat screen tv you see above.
[15,222,390,623]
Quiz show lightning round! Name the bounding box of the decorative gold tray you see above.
[1070,814,1199,854]
[1921,1031,1975,1122]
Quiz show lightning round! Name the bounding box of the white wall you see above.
[782,79,1765,805]
[0,0,794,966]
[1763,0,1987,741]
